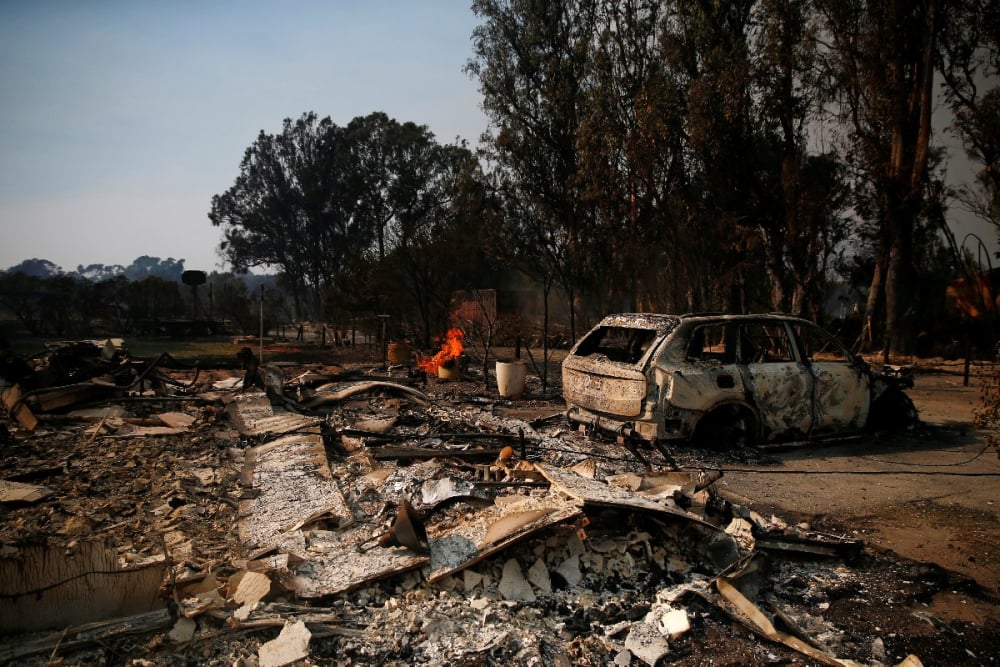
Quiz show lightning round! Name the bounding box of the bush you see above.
[974,364,1000,459]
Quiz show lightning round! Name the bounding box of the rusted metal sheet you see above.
[0,541,166,633]
[536,464,741,571]
[283,493,582,597]
[537,464,689,517]
[238,434,353,558]
[302,381,430,408]
[0,608,172,664]
[371,445,504,462]
[26,382,116,413]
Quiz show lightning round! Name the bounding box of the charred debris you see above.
[0,339,923,666]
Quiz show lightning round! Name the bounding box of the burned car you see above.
[562,313,915,447]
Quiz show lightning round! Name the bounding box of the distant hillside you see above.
[3,256,187,282]
[1,256,275,291]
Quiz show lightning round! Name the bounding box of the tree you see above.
[207,273,255,334]
[816,0,940,358]
[939,0,1000,237]
[209,112,369,320]
[92,276,132,334]
[4,258,62,278]
[379,138,487,345]
[0,271,44,335]
[123,256,186,283]
[346,112,403,263]
[577,0,682,314]
[468,0,598,341]
[471,0,853,325]
[127,276,184,333]
[750,0,852,317]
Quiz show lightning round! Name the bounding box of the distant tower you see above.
[181,270,207,321]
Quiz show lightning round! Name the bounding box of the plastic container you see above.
[496,359,528,399]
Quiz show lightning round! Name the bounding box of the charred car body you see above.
[562,313,915,447]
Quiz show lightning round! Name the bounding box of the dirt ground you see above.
[1,341,999,666]
[693,363,1000,665]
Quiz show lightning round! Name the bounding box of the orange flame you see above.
[419,328,464,374]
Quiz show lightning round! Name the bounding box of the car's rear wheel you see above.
[693,404,757,450]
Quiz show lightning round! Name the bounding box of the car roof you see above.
[598,312,815,331]
[597,313,681,333]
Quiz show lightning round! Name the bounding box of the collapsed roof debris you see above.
[0,339,201,432]
[0,340,947,664]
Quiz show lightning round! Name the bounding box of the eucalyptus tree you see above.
[939,0,1000,233]
[468,0,599,340]
[815,0,941,357]
[656,0,776,313]
[470,0,849,321]
[576,0,682,314]
[347,112,399,263]
[741,0,852,317]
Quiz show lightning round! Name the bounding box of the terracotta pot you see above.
[437,360,462,380]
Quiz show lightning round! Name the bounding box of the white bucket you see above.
[496,359,528,399]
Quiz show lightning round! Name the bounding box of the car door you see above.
[737,320,814,440]
[792,322,870,434]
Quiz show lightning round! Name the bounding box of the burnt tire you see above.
[867,388,919,432]
[693,405,757,450]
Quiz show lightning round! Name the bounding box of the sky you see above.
[0,0,488,273]
[0,2,996,276]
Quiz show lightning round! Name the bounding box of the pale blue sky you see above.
[0,0,487,272]
[1,2,996,276]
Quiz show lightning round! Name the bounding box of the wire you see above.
[859,441,994,467]
[694,466,999,477]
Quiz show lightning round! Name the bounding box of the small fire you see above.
[419,328,464,374]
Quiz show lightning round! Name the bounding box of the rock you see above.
[624,621,670,666]
[498,559,535,602]
[258,620,311,667]
[653,607,690,639]
[872,636,887,664]
[168,617,196,643]
[555,554,582,587]
[464,569,484,592]
[527,558,551,594]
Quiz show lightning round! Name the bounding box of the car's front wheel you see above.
[867,388,919,432]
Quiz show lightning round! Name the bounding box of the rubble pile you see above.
[0,342,939,665]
